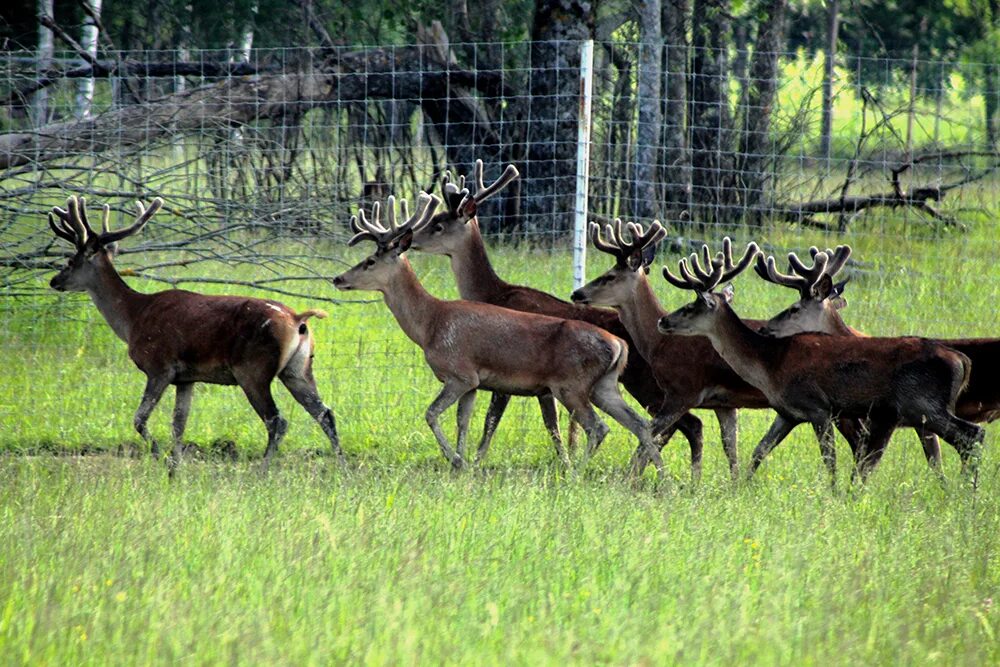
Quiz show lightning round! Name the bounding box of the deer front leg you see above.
[426,380,476,469]
[171,382,194,461]
[748,414,799,479]
[590,374,660,477]
[454,389,477,470]
[134,374,172,459]
[915,427,943,470]
[714,408,739,480]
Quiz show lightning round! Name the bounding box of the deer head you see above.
[409,159,519,255]
[755,245,851,336]
[49,195,162,292]
[571,219,666,307]
[656,237,760,336]
[333,193,441,291]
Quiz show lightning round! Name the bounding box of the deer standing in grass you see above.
[47,195,342,472]
[756,244,999,472]
[657,241,985,484]
[333,192,658,471]
[409,160,708,473]
[570,222,771,479]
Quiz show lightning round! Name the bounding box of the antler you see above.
[756,244,851,298]
[588,218,666,264]
[440,160,519,217]
[663,237,760,292]
[50,195,161,249]
[348,193,441,247]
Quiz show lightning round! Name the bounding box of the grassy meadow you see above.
[1,212,999,663]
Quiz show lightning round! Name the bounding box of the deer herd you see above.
[46,161,996,486]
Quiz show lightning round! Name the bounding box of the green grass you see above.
[1,217,999,663]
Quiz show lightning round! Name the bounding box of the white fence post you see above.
[572,39,594,291]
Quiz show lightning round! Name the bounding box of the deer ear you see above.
[811,273,833,300]
[626,250,643,272]
[721,283,735,303]
[830,296,848,310]
[641,243,656,269]
[104,242,120,257]
[832,278,849,297]
[396,230,414,254]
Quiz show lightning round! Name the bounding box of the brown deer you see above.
[47,195,342,472]
[570,222,771,479]
[332,193,659,472]
[657,242,985,484]
[756,245,999,471]
[409,159,710,474]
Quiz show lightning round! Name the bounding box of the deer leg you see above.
[134,374,172,459]
[927,414,985,477]
[810,419,838,489]
[237,378,287,474]
[642,403,696,478]
[747,414,799,478]
[590,374,660,476]
[475,392,510,464]
[836,416,869,481]
[171,382,194,462]
[454,389,477,470]
[537,393,571,467]
[426,381,475,469]
[915,427,943,470]
[715,408,740,480]
[853,419,896,484]
[278,368,344,464]
[564,402,610,472]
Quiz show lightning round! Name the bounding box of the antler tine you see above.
[347,200,388,247]
[101,204,111,233]
[386,195,399,233]
[719,237,760,282]
[471,159,520,203]
[62,196,88,245]
[402,192,441,234]
[47,212,78,246]
[632,220,666,249]
[589,221,623,257]
[788,249,828,284]
[823,244,852,277]
[76,196,97,237]
[688,244,717,285]
[99,197,162,245]
[762,255,811,294]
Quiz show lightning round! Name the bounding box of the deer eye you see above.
[364,258,376,269]
[434,223,445,233]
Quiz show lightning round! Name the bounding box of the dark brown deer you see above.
[757,245,999,471]
[409,159,709,474]
[47,195,342,472]
[333,193,658,472]
[570,222,771,479]
[657,243,985,485]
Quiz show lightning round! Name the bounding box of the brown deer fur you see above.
[48,195,341,472]
[333,193,657,472]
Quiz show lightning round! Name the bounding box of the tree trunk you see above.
[661,0,691,224]
[819,0,839,160]
[75,0,102,120]
[689,0,733,224]
[522,0,595,234]
[986,0,999,148]
[634,0,663,223]
[33,0,54,127]
[735,0,787,226]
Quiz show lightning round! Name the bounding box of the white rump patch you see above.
[265,303,283,313]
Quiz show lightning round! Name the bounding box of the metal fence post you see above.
[573,39,594,291]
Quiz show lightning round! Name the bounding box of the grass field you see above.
[1,216,999,663]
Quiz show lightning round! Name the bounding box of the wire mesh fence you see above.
[1,39,997,452]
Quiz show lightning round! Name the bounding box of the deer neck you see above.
[702,302,783,394]
[381,257,440,348]
[448,220,506,302]
[615,274,668,359]
[86,256,148,342]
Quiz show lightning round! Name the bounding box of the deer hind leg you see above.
[926,414,985,476]
[748,414,799,479]
[475,392,510,465]
[715,408,739,480]
[811,419,838,489]
[135,374,172,460]
[537,393,571,467]
[278,364,344,464]
[426,380,476,469]
[454,389,477,470]
[915,428,943,471]
[853,418,896,484]
[588,373,659,476]
[234,369,287,473]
